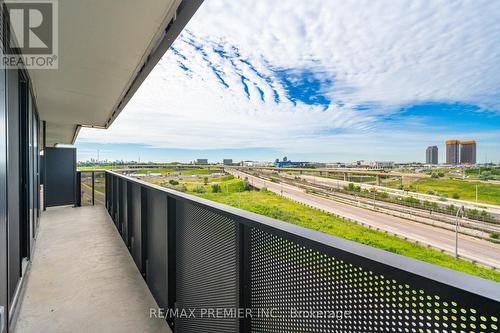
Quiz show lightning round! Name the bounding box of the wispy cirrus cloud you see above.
[78,0,500,162]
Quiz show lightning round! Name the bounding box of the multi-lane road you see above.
[228,169,500,269]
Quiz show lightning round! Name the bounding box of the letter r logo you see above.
[5,1,55,54]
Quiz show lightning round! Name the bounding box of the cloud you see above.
[78,0,500,161]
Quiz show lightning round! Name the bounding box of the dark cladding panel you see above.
[7,68,21,305]
[0,40,9,332]
[44,147,76,207]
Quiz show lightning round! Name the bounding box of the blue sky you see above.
[77,0,500,163]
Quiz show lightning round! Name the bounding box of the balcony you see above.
[13,170,500,332]
[13,205,169,333]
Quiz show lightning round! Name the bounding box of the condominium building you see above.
[445,140,460,165]
[426,146,438,164]
[460,140,476,164]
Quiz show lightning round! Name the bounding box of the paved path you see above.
[230,170,500,269]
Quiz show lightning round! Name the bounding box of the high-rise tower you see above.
[460,141,476,164]
[445,140,460,165]
[426,146,438,164]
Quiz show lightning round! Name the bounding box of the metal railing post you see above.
[75,171,81,207]
[239,223,251,333]
[92,171,95,206]
[167,196,177,329]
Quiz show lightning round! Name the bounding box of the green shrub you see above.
[242,180,251,191]
[426,190,435,195]
[452,192,460,199]
[467,209,479,218]
[169,179,179,186]
[490,232,499,240]
[480,171,492,180]
[193,186,206,193]
[378,191,389,199]
[480,210,490,219]
[211,184,221,193]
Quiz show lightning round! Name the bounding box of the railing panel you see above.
[128,183,145,273]
[112,174,118,225]
[80,172,93,205]
[93,171,105,205]
[105,173,110,211]
[119,179,128,245]
[77,171,106,206]
[145,188,169,310]
[249,227,499,332]
[175,201,240,332]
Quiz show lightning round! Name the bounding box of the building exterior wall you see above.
[275,161,307,168]
[0,10,42,330]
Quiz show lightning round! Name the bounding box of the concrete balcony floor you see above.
[13,205,169,333]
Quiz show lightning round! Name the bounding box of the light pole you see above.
[455,205,465,258]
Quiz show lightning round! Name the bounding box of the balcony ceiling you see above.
[28,0,183,146]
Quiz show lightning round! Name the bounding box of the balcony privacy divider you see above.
[105,171,500,333]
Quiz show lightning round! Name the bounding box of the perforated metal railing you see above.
[105,171,500,333]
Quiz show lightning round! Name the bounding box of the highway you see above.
[287,173,500,218]
[273,173,500,239]
[228,169,500,269]
[278,172,500,217]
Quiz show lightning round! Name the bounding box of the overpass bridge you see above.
[229,166,430,185]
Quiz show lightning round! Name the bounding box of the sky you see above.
[76,0,500,163]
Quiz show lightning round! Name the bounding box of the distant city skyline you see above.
[76,1,500,163]
[76,142,497,165]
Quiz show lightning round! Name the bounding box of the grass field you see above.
[77,165,119,171]
[153,176,500,281]
[413,178,500,206]
[77,165,222,175]
[134,167,222,175]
